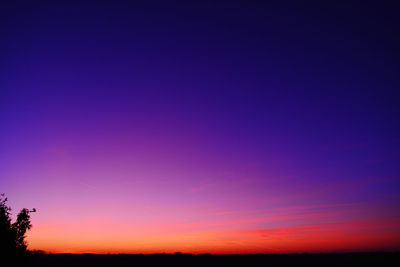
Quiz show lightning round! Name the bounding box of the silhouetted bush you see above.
[0,194,36,266]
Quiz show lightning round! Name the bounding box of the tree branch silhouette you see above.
[0,193,36,265]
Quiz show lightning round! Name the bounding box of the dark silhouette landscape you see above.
[26,252,400,267]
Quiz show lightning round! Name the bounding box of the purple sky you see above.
[1,1,399,253]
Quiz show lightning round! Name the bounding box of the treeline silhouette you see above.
[30,252,400,267]
[0,194,36,267]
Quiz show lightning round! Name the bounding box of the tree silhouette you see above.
[0,193,36,265]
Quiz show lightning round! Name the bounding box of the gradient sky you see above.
[1,1,400,254]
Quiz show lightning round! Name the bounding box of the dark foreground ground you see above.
[26,252,400,267]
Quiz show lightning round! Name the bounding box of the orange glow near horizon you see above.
[26,204,400,254]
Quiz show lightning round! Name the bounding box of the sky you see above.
[1,1,400,254]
